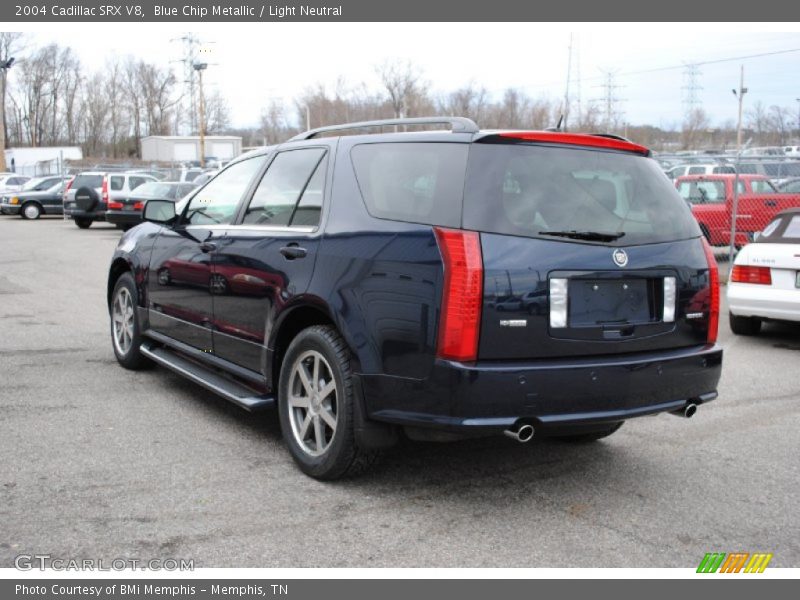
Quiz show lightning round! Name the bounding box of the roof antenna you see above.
[546,114,565,132]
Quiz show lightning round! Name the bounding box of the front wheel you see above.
[729,313,761,336]
[21,202,42,220]
[74,217,93,229]
[110,272,150,370]
[278,325,379,480]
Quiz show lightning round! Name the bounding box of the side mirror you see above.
[143,199,176,225]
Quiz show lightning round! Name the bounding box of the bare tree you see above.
[681,107,711,149]
[202,89,230,134]
[438,83,490,125]
[375,59,424,119]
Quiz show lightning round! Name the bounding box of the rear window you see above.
[351,142,468,227]
[763,163,800,178]
[72,174,103,189]
[463,143,700,244]
[757,214,800,243]
[135,182,175,198]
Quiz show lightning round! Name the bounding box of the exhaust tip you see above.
[517,424,535,442]
[684,403,697,418]
[504,424,535,443]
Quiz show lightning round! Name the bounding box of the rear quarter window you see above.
[350,142,469,227]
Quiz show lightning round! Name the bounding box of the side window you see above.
[738,164,757,174]
[184,156,267,226]
[350,142,468,227]
[128,176,149,190]
[291,161,326,226]
[109,176,125,191]
[687,166,705,175]
[243,148,327,226]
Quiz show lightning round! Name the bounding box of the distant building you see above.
[4,146,83,176]
[141,136,243,163]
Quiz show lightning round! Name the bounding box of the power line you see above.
[523,46,800,93]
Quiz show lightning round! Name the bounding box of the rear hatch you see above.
[463,135,715,360]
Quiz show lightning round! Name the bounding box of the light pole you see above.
[796,98,800,141]
[193,62,208,168]
[0,56,15,172]
[732,65,747,152]
[729,67,749,263]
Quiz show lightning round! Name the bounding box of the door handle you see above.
[764,200,777,207]
[280,245,308,260]
[199,241,217,253]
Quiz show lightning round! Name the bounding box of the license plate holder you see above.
[569,279,650,327]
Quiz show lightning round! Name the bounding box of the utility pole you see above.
[194,62,208,167]
[562,33,573,131]
[0,57,15,172]
[796,98,800,141]
[733,65,747,152]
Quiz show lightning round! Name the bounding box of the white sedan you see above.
[727,209,800,335]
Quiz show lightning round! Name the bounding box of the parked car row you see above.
[0,167,207,227]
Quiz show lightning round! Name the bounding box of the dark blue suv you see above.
[107,117,722,479]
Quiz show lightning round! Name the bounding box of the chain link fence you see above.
[659,153,800,277]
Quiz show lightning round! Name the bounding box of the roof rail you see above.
[289,117,479,141]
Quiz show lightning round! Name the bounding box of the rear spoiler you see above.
[476,131,651,157]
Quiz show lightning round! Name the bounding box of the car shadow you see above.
[149,363,636,492]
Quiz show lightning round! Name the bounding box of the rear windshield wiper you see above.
[538,230,626,242]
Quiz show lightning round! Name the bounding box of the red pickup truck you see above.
[675,174,800,246]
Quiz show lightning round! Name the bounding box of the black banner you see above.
[4,0,800,21]
[3,579,798,600]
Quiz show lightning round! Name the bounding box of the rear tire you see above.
[21,202,42,220]
[74,217,93,229]
[278,325,379,480]
[552,421,624,443]
[729,313,762,336]
[110,272,150,370]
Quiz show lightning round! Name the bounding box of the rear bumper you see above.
[64,202,107,221]
[105,210,143,226]
[727,282,800,322]
[360,344,722,432]
[64,208,106,220]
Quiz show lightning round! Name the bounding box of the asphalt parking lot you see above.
[1,216,798,568]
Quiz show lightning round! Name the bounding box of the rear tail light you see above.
[108,201,123,210]
[701,239,720,344]
[133,202,144,210]
[63,178,73,200]
[730,265,772,285]
[433,227,483,362]
[101,177,109,204]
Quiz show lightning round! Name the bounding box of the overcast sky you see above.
[13,23,800,129]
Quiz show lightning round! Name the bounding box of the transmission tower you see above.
[682,62,703,115]
[597,69,624,132]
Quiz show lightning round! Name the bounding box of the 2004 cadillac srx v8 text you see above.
[107,117,722,479]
